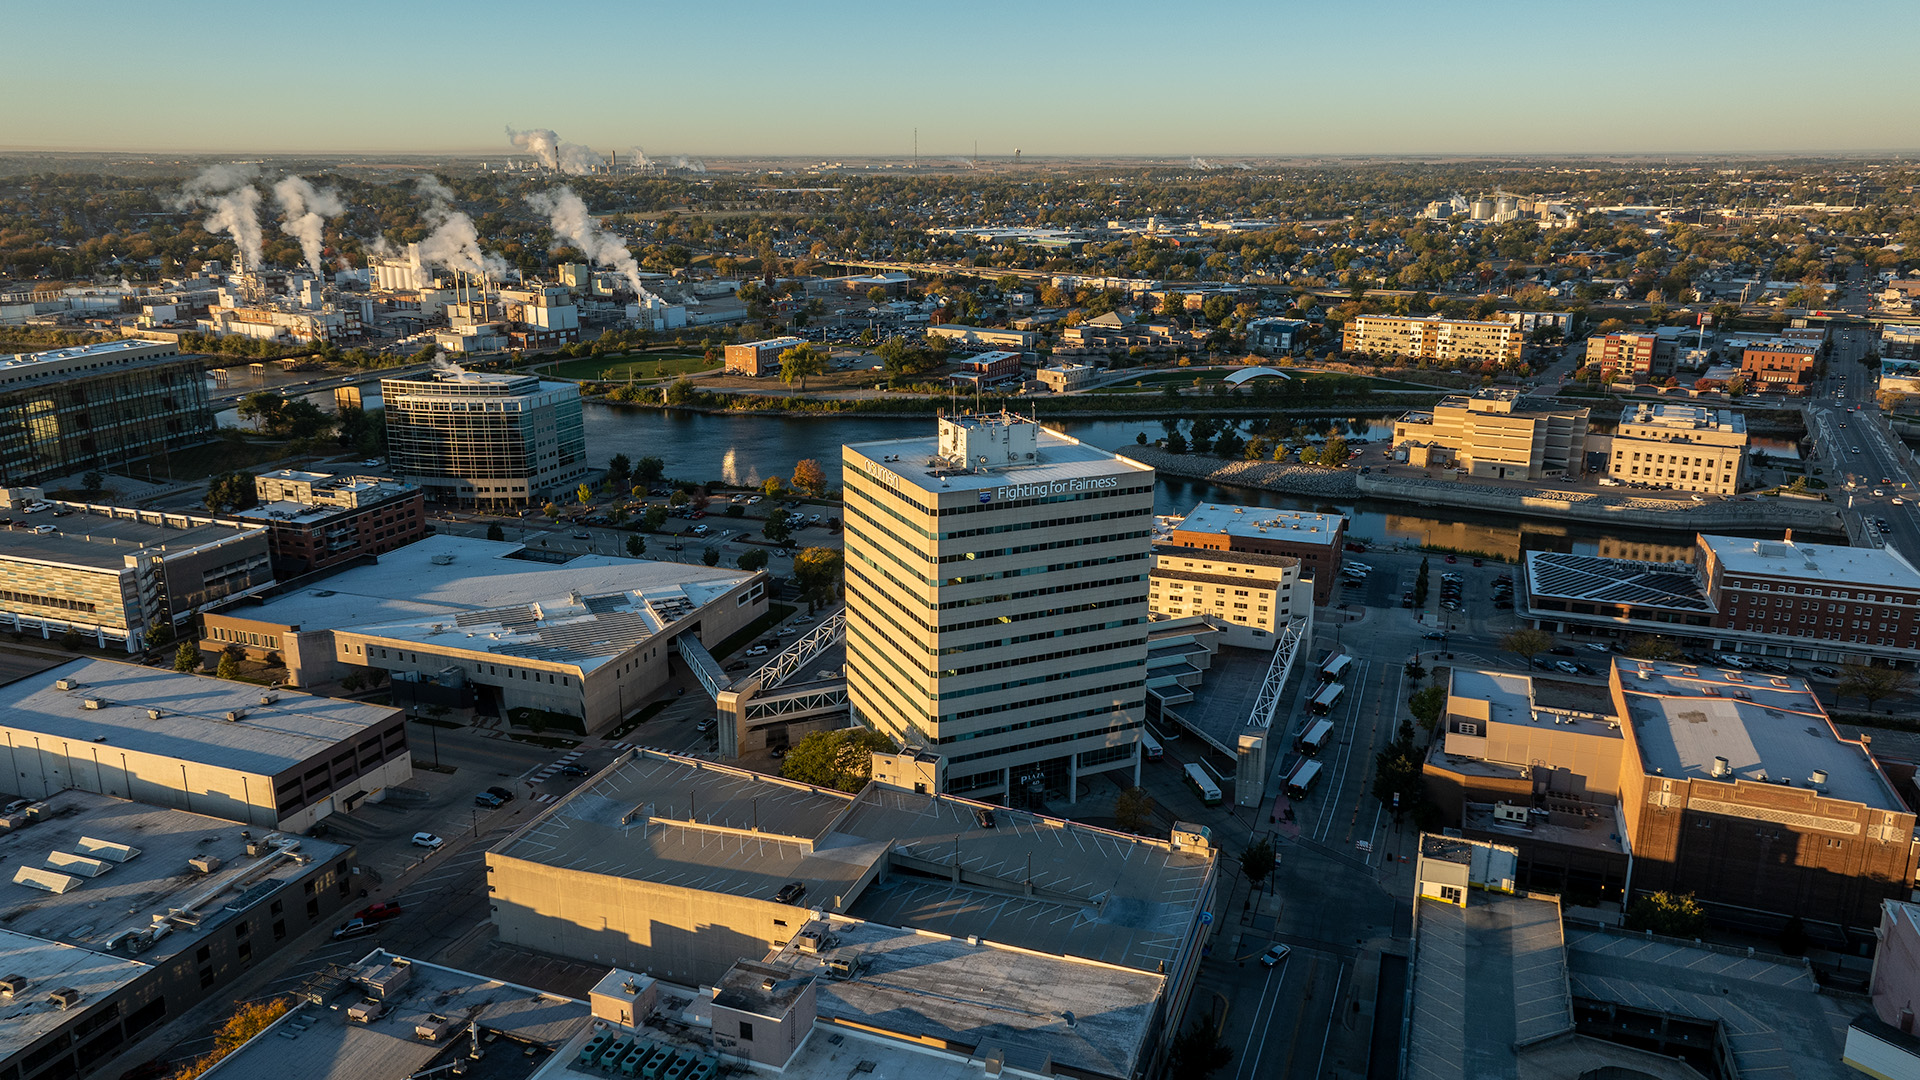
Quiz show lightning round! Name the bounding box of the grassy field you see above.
[543,354,711,381]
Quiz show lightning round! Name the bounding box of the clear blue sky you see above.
[7,0,1915,157]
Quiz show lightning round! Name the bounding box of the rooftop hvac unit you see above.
[1810,769,1829,792]
[54,679,76,691]
[1492,803,1530,824]
[147,709,163,720]
[794,928,826,954]
[188,854,222,874]
[258,694,276,706]
[0,974,28,997]
[1711,756,1731,779]
[225,710,245,722]
[826,956,857,979]
[82,698,105,710]
[46,988,81,1010]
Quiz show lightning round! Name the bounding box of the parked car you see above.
[474,792,504,809]
[975,808,997,829]
[486,786,515,803]
[356,902,403,922]
[1583,643,1610,653]
[745,645,770,657]
[1810,665,1839,678]
[696,719,715,732]
[1549,646,1576,656]
[1260,943,1292,967]
[1555,661,1582,675]
[411,832,443,850]
[772,881,807,905]
[332,918,379,941]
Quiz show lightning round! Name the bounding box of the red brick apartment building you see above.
[1741,344,1818,392]
[233,470,426,576]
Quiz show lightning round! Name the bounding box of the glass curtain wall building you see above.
[0,341,214,485]
[381,371,587,508]
[842,413,1155,805]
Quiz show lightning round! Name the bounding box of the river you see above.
[225,392,1805,561]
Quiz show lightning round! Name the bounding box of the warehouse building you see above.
[486,749,1216,1080]
[203,535,766,731]
[0,657,408,832]
[0,339,214,486]
[0,790,355,1080]
[0,498,273,652]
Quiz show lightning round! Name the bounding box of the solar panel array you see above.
[1527,554,1713,612]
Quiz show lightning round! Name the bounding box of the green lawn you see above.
[543,354,711,381]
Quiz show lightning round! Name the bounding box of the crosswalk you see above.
[527,749,584,783]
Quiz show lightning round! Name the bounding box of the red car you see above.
[1445,555,1458,564]
[356,902,403,922]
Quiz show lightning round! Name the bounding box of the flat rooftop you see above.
[1701,534,1920,590]
[764,916,1165,1080]
[1462,802,1628,856]
[0,928,150,1064]
[0,510,259,571]
[236,536,753,672]
[1407,893,1572,1080]
[1450,669,1624,740]
[1614,658,1901,808]
[0,790,349,968]
[0,340,187,387]
[844,427,1149,496]
[199,951,591,1080]
[1619,403,1747,433]
[1525,551,1713,612]
[1171,502,1343,544]
[494,751,1213,976]
[0,658,396,777]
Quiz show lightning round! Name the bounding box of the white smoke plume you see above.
[629,146,653,170]
[415,176,506,278]
[175,164,264,272]
[506,125,605,175]
[669,155,707,174]
[273,175,345,276]
[528,186,641,295]
[1230,161,1255,171]
[1189,156,1217,171]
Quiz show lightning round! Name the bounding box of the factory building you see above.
[382,370,587,507]
[0,657,409,832]
[201,536,767,731]
[0,340,214,486]
[842,414,1155,803]
[0,497,273,652]
[0,790,356,1080]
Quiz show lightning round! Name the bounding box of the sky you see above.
[5,0,1916,158]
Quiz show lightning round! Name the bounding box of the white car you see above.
[745,645,770,657]
[411,832,443,850]
[33,524,56,534]
[1260,943,1292,967]
[748,496,763,504]
[1347,562,1372,574]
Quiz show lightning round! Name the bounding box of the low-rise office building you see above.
[1148,544,1311,650]
[1741,343,1818,392]
[0,498,272,651]
[1245,316,1308,356]
[0,657,409,832]
[1393,390,1589,480]
[1605,403,1747,494]
[948,349,1022,386]
[1522,532,1920,666]
[1343,314,1524,366]
[1163,502,1346,605]
[487,749,1216,1079]
[0,790,356,1080]
[723,336,805,377]
[1035,361,1097,392]
[1584,331,1658,382]
[382,370,587,508]
[203,535,766,730]
[1427,659,1920,932]
[233,470,426,576]
[0,339,215,486]
[925,324,1036,352]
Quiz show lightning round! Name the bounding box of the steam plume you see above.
[529,186,641,295]
[273,175,345,275]
[506,125,605,175]
[669,155,707,174]
[415,176,505,278]
[175,164,264,272]
[1189,156,1217,171]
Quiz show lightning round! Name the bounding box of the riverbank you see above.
[586,395,1427,423]
[1123,445,1843,533]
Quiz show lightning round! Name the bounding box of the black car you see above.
[556,763,588,777]
[772,881,807,905]
[487,786,515,803]
[975,808,997,829]
[1549,646,1576,656]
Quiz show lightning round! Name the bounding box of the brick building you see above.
[1584,332,1658,383]
[1343,314,1524,366]
[1741,344,1818,392]
[1166,502,1345,604]
[233,470,426,576]
[723,336,805,377]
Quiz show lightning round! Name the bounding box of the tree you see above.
[1136,431,1148,445]
[1840,661,1913,713]
[626,534,646,558]
[762,476,786,498]
[763,508,793,545]
[82,469,104,494]
[1409,685,1447,733]
[216,651,240,680]
[144,621,174,647]
[1372,719,1424,816]
[779,343,827,391]
[701,546,721,566]
[1114,786,1156,834]
[1502,627,1553,666]
[867,285,888,304]
[780,728,897,792]
[607,453,632,487]
[1239,838,1276,891]
[486,523,505,541]
[174,642,200,673]
[1165,1008,1233,1080]
[543,501,562,519]
[1624,635,1678,660]
[204,472,259,513]
[1625,891,1706,937]
[1414,557,1430,608]
[669,489,690,507]
[1322,434,1349,467]
[1160,291,1188,319]
[794,547,844,606]
[576,482,593,507]
[641,506,668,532]
[792,458,827,496]
[1164,430,1188,454]
[634,456,666,483]
[737,547,769,571]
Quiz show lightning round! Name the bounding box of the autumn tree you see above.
[791,458,827,496]
[1114,786,1156,834]
[780,728,897,792]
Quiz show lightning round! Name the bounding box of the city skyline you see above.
[6,0,1917,157]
